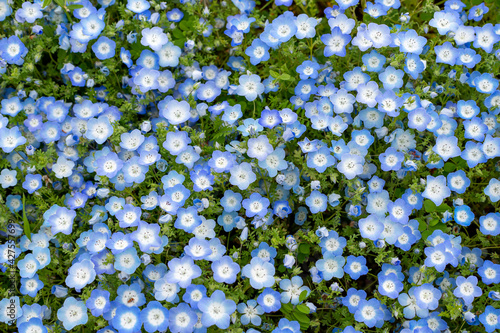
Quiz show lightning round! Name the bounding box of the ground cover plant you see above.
[0,0,500,332]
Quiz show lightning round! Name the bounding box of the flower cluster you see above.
[0,0,499,332]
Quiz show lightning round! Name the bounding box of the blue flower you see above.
[453,275,483,305]
[56,297,88,331]
[168,303,198,333]
[315,252,345,280]
[344,256,368,280]
[140,301,169,333]
[86,289,111,317]
[354,299,383,328]
[199,290,236,329]
[321,27,351,57]
[242,257,275,289]
[479,305,500,333]
[91,36,116,60]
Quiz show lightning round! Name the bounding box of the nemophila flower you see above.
[447,170,470,194]
[126,0,150,13]
[174,206,202,233]
[247,135,273,161]
[134,68,160,93]
[57,297,88,330]
[404,54,425,80]
[229,162,257,190]
[359,215,384,241]
[112,305,142,333]
[315,253,345,280]
[168,303,197,333]
[65,259,96,290]
[337,153,364,180]
[153,276,180,302]
[330,89,355,114]
[356,81,380,108]
[0,168,16,188]
[362,50,386,72]
[0,126,26,153]
[479,306,500,333]
[463,117,488,141]
[307,147,336,173]
[474,73,499,95]
[86,289,111,317]
[115,203,141,228]
[366,23,392,48]
[424,243,453,272]
[166,256,202,288]
[413,284,441,310]
[453,275,482,305]
[474,24,499,53]
[220,190,242,213]
[140,301,169,333]
[91,36,116,60]
[321,27,351,57]
[237,299,264,326]
[211,255,240,284]
[156,42,182,67]
[423,175,451,206]
[294,13,317,39]
[258,148,288,177]
[354,299,383,328]
[84,116,113,144]
[344,256,368,280]
[434,42,458,66]
[461,141,486,168]
[236,74,264,101]
[245,39,270,65]
[242,192,270,218]
[114,247,141,274]
[478,260,500,285]
[305,190,328,214]
[429,10,460,35]
[140,27,168,52]
[198,290,236,329]
[280,276,310,305]
[398,29,427,55]
[482,134,500,159]
[18,253,39,279]
[484,178,500,203]
[454,205,474,227]
[242,257,275,289]
[378,273,403,299]
[379,67,404,91]
[0,35,27,64]
[379,147,404,171]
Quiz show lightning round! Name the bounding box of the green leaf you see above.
[270,70,280,79]
[436,203,451,213]
[280,73,292,81]
[299,290,308,302]
[42,0,52,7]
[444,162,455,173]
[22,194,31,241]
[298,243,310,255]
[296,304,310,314]
[423,200,436,213]
[67,4,84,9]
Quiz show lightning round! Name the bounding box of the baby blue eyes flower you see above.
[114,247,141,275]
[379,147,404,171]
[92,36,116,60]
[423,175,451,206]
[229,162,257,190]
[354,299,384,328]
[236,74,265,101]
[242,257,275,289]
[198,290,236,329]
[245,39,270,65]
[321,27,351,57]
[337,153,364,180]
[56,297,88,330]
[484,178,500,203]
[453,275,483,305]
